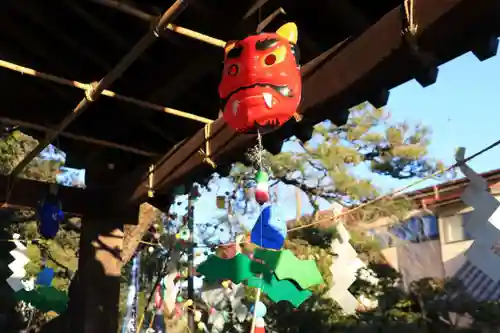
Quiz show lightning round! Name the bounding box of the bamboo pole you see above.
[9,0,188,181]
[0,60,213,124]
[87,0,226,48]
[0,116,159,157]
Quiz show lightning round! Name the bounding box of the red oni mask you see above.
[219,23,301,132]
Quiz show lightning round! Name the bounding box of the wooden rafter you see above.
[0,174,137,222]
[9,0,188,182]
[86,0,226,48]
[128,0,500,204]
[0,117,160,157]
[147,1,273,105]
[0,59,214,124]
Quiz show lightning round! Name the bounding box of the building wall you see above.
[376,193,500,279]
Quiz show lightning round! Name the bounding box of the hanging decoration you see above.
[35,267,55,287]
[197,247,323,308]
[121,253,141,333]
[250,204,286,250]
[219,22,302,133]
[15,285,69,314]
[154,284,163,310]
[254,171,270,205]
[202,282,249,332]
[6,233,29,292]
[216,196,226,209]
[14,263,68,314]
[38,184,64,239]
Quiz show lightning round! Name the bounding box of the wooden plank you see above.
[0,175,137,222]
[129,0,500,203]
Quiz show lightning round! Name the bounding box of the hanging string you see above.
[250,129,265,333]
[404,0,418,36]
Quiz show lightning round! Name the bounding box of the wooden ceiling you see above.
[0,0,498,213]
[0,0,401,182]
[128,0,500,206]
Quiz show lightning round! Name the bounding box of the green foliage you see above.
[224,104,500,332]
[0,131,62,181]
[231,104,445,223]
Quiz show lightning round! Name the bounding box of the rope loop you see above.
[199,123,216,168]
[84,82,99,102]
[404,0,418,36]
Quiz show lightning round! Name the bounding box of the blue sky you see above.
[189,48,500,230]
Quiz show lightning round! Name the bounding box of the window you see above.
[441,212,473,243]
[389,215,439,243]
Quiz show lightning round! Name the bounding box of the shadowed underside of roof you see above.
[0,0,498,214]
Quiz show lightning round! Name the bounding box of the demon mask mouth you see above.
[220,83,294,113]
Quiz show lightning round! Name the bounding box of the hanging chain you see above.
[256,130,263,170]
[246,130,266,172]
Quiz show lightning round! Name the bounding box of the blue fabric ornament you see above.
[38,193,64,239]
[36,267,55,286]
[250,204,286,250]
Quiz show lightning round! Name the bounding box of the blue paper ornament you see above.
[250,205,286,250]
[38,194,64,239]
[36,267,55,286]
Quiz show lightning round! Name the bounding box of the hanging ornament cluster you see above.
[219,22,302,133]
[197,246,323,308]
[38,184,64,239]
[201,281,249,331]
[15,267,69,314]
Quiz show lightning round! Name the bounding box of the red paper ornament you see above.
[254,189,270,205]
[219,23,301,133]
[154,285,163,309]
[254,318,266,333]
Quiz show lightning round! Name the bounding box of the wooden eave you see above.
[0,175,138,222]
[129,0,500,204]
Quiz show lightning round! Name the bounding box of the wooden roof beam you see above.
[0,174,137,223]
[9,0,188,180]
[127,0,500,204]
[86,0,226,48]
[147,1,274,105]
[0,117,160,157]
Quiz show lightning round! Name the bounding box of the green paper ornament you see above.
[255,170,269,184]
[15,286,69,314]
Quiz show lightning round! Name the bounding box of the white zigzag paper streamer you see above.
[6,233,29,292]
[327,223,378,314]
[456,147,500,282]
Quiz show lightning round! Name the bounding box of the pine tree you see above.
[224,104,494,332]
[231,104,447,223]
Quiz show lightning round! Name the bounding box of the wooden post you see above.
[72,216,129,333]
